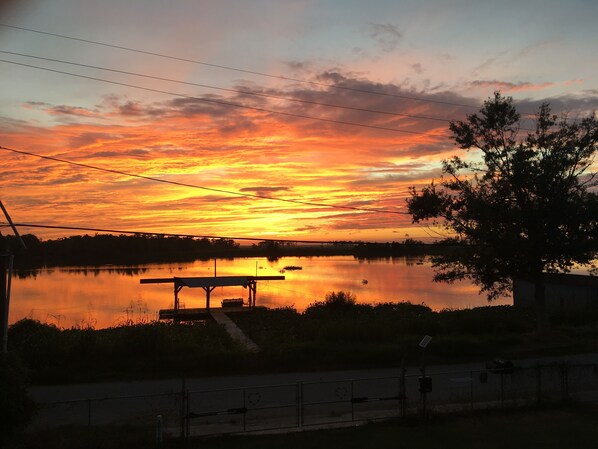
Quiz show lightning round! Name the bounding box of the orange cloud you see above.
[3,72,563,242]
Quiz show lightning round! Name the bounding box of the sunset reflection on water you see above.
[9,256,511,329]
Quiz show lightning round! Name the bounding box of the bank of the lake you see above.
[8,300,598,384]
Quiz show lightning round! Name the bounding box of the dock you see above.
[141,275,285,316]
[141,275,284,350]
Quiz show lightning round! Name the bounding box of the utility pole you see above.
[0,200,26,353]
[0,232,8,353]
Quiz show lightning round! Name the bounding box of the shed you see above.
[513,274,598,310]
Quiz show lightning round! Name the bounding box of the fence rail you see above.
[32,363,598,440]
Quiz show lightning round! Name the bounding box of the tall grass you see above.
[8,291,598,383]
[8,319,249,383]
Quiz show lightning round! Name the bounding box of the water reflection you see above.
[13,266,151,279]
[9,256,511,329]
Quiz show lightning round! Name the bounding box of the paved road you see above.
[30,352,598,402]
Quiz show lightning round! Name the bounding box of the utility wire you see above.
[0,145,412,215]
[0,50,452,124]
[0,58,446,136]
[0,23,481,110]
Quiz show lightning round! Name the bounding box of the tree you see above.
[407,92,598,330]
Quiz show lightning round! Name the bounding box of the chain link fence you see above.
[31,363,598,440]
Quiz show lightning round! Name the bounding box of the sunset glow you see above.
[1,0,597,242]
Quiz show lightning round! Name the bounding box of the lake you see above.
[8,256,511,328]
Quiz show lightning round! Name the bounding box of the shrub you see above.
[0,353,35,442]
[306,291,357,313]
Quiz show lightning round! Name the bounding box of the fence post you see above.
[560,363,569,402]
[296,381,303,429]
[243,388,247,432]
[399,364,406,418]
[421,367,428,417]
[350,380,355,422]
[470,370,474,410]
[500,373,505,409]
[180,378,186,439]
[536,364,542,405]
[156,414,163,446]
[185,389,190,440]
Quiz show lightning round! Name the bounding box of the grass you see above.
[231,301,598,371]
[198,405,598,449]
[8,405,598,449]
[8,300,598,383]
[7,319,250,383]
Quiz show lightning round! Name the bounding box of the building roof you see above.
[541,273,598,287]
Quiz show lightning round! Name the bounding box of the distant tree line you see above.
[4,233,239,267]
[2,233,458,268]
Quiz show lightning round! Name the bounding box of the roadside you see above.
[189,405,598,449]
[28,351,598,403]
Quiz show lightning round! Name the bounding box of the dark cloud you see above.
[45,174,89,185]
[75,69,598,145]
[507,95,598,118]
[411,63,424,75]
[167,96,236,118]
[469,80,555,92]
[368,23,403,53]
[86,149,150,159]
[24,101,48,107]
[0,115,31,129]
[239,186,291,193]
[350,168,442,188]
[139,195,247,211]
[87,69,475,140]
[24,101,99,117]
[284,60,313,74]
[239,186,292,197]
[49,105,99,117]
[118,101,144,116]
[69,132,122,148]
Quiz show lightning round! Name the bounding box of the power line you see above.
[0,23,481,110]
[0,50,452,124]
[0,145,412,215]
[0,58,445,136]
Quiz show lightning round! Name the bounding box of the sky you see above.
[1,0,597,242]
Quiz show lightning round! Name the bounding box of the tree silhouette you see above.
[408,92,598,330]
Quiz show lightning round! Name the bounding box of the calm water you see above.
[9,256,511,328]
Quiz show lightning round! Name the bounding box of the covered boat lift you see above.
[140,275,285,321]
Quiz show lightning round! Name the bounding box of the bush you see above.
[306,291,357,313]
[0,353,35,442]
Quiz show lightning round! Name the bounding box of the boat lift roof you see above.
[140,275,285,315]
[140,275,285,288]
